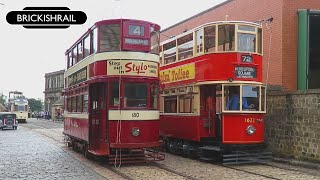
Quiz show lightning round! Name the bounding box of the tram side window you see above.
[159,46,163,65]
[72,47,77,65]
[83,35,90,58]
[99,24,120,52]
[68,52,72,68]
[257,28,262,54]
[92,28,98,53]
[77,42,83,62]
[151,28,160,54]
[151,84,159,110]
[71,97,76,112]
[261,86,266,111]
[177,33,193,60]
[218,24,235,51]
[164,96,177,113]
[77,95,83,112]
[204,25,216,53]
[67,97,71,112]
[83,94,88,112]
[195,29,203,54]
[163,40,176,64]
[179,94,194,113]
[109,82,120,107]
[124,83,147,108]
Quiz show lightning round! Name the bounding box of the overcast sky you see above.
[0,0,225,101]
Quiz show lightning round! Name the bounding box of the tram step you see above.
[199,146,221,151]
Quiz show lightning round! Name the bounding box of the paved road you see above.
[5,118,320,180]
[0,119,106,180]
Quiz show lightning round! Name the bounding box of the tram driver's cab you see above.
[222,84,266,113]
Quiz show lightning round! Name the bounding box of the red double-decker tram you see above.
[63,19,164,164]
[159,21,271,164]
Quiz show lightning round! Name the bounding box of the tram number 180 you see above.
[132,113,140,118]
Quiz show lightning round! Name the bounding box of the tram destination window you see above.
[124,83,147,108]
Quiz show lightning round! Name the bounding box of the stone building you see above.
[160,0,320,91]
[44,69,65,118]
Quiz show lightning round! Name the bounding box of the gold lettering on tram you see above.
[160,63,195,83]
[244,117,255,123]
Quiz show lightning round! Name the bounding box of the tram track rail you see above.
[149,162,200,180]
[220,164,280,180]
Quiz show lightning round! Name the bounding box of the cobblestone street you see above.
[0,118,319,180]
[0,124,106,180]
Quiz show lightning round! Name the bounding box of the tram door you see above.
[200,85,216,137]
[89,83,107,147]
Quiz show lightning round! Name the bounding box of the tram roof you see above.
[160,20,262,45]
[65,18,160,54]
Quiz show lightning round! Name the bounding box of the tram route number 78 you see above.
[132,112,140,118]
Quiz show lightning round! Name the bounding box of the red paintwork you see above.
[222,114,264,144]
[89,61,107,78]
[109,120,160,148]
[160,53,263,87]
[159,52,265,146]
[65,19,160,55]
[160,115,216,142]
[63,117,89,142]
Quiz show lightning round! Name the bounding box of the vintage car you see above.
[0,112,18,130]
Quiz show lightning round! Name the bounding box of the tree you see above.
[0,93,6,106]
[28,98,43,112]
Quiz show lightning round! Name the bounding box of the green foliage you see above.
[0,93,6,105]
[28,98,43,112]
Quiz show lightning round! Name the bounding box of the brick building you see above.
[44,69,65,118]
[161,0,320,91]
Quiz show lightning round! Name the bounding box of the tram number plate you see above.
[241,55,253,63]
[235,66,256,79]
[132,113,140,118]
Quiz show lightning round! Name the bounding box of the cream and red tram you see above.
[159,21,271,164]
[63,19,164,164]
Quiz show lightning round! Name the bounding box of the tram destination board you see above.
[235,66,256,78]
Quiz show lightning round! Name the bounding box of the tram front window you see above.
[124,83,147,108]
[224,85,262,112]
[242,85,259,111]
[238,33,256,52]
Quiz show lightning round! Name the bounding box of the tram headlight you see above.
[131,127,140,137]
[246,125,256,135]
